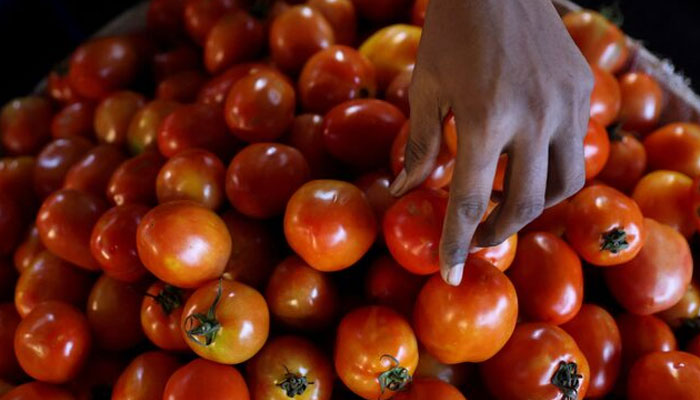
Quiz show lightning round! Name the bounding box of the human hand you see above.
[390,0,593,285]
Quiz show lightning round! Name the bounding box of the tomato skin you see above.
[247,336,334,400]
[335,306,418,400]
[68,352,129,400]
[47,71,82,105]
[508,232,583,325]
[204,11,265,74]
[141,282,190,351]
[156,70,207,103]
[351,0,410,23]
[413,349,471,388]
[563,10,628,73]
[106,151,165,206]
[36,189,107,271]
[197,63,275,108]
[282,114,340,178]
[50,101,95,140]
[163,359,250,400]
[137,201,231,288]
[481,322,590,400]
[618,72,663,134]
[63,144,127,199]
[90,204,149,282]
[391,121,454,189]
[152,44,201,82]
[183,0,236,45]
[687,335,700,357]
[632,170,694,237]
[0,304,21,381]
[383,189,447,275]
[13,225,44,274]
[0,156,39,221]
[112,351,182,400]
[1,382,75,400]
[657,281,700,329]
[589,66,621,127]
[616,313,677,374]
[14,251,93,318]
[627,351,700,400]
[34,138,93,199]
[386,70,411,116]
[94,91,146,145]
[392,379,465,400]
[1,96,52,156]
[270,6,335,74]
[157,103,237,159]
[691,176,700,231]
[598,130,647,192]
[470,233,517,272]
[146,0,185,40]
[359,24,421,90]
[604,218,692,315]
[265,256,338,331]
[583,119,610,180]
[156,148,226,210]
[226,143,310,218]
[285,180,377,271]
[364,255,425,318]
[644,122,700,178]
[354,170,397,229]
[14,302,91,384]
[414,258,518,364]
[181,279,269,364]
[411,0,428,26]
[307,0,356,45]
[0,195,22,256]
[565,184,645,266]
[126,100,180,155]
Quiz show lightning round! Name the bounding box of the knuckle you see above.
[512,199,545,222]
[454,195,488,223]
[441,239,467,262]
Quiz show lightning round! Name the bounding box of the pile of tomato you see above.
[1,0,699,399]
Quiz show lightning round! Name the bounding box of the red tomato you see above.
[14,251,93,317]
[147,0,185,40]
[156,148,226,210]
[265,256,338,331]
[284,180,377,271]
[152,44,200,82]
[413,348,471,388]
[14,302,91,383]
[163,359,250,400]
[33,138,92,199]
[563,10,628,73]
[68,352,129,400]
[1,382,75,400]
[63,144,127,199]
[385,69,411,116]
[126,99,180,155]
[0,96,52,156]
[0,195,24,256]
[508,232,583,325]
[335,306,418,400]
[137,201,231,288]
[224,70,296,143]
[392,379,465,400]
[181,279,269,364]
[247,336,333,400]
[411,0,428,26]
[50,101,95,140]
[391,121,455,188]
[414,258,518,363]
[299,45,376,114]
[616,313,677,374]
[604,218,692,315]
[269,6,335,73]
[226,143,310,218]
[90,204,149,282]
[627,351,700,400]
[598,130,647,192]
[632,170,694,237]
[583,118,610,180]
[351,0,411,23]
[106,151,165,206]
[691,176,700,231]
[36,189,107,271]
[0,156,38,221]
[204,11,264,74]
[565,184,645,266]
[354,170,397,232]
[156,70,207,103]
[112,351,182,400]
[141,282,190,351]
[657,281,700,329]
[618,72,663,134]
[94,91,146,145]
[68,36,141,99]
[0,304,21,381]
[469,233,517,272]
[13,224,44,274]
[364,255,426,317]
[196,63,275,108]
[307,0,356,45]
[183,0,238,45]
[644,122,700,178]
[47,71,82,105]
[157,103,237,159]
[282,114,340,178]
[383,189,447,275]
[589,66,621,127]
[359,25,421,90]
[480,322,590,400]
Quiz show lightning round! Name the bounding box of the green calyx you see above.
[276,366,314,397]
[184,280,223,346]
[149,285,183,315]
[551,361,583,400]
[601,227,629,254]
[377,355,412,398]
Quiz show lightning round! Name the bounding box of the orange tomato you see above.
[644,122,700,178]
[584,118,610,180]
[598,130,647,192]
[632,170,695,238]
[359,24,421,90]
[392,378,465,400]
[618,72,663,134]
[590,66,621,127]
[563,10,628,73]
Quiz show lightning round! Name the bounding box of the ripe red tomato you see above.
[1,382,75,400]
[94,91,146,145]
[691,176,700,231]
[106,151,165,206]
[181,279,269,364]
[414,258,518,364]
[183,0,238,45]
[50,101,95,140]
[224,70,296,143]
[141,281,190,351]
[627,351,700,400]
[68,36,141,99]
[13,224,44,274]
[565,184,645,266]
[413,348,471,388]
[644,122,700,178]
[383,189,447,275]
[352,0,410,23]
[36,189,107,271]
[14,251,93,317]
[204,11,264,74]
[247,336,333,400]
[563,10,628,73]
[112,351,182,400]
[14,301,91,383]
[86,275,147,351]
[33,138,92,199]
[63,144,127,199]
[137,201,231,288]
[1,96,52,156]
[583,118,610,180]
[0,304,21,381]
[47,71,82,105]
[68,352,129,400]
[147,0,185,40]
[411,0,428,26]
[0,195,22,256]
[0,156,37,221]
[307,0,356,45]
[283,113,340,178]
[618,72,663,134]
[354,170,397,228]
[269,6,335,73]
[508,232,583,325]
[157,103,237,159]
[604,218,692,315]
[196,63,275,108]
[90,204,149,282]
[589,66,621,127]
[156,148,226,210]
[126,100,180,155]
[480,322,590,400]
[335,306,418,400]
[156,70,207,103]
[284,180,377,271]
[265,256,338,331]
[616,313,677,374]
[359,24,421,90]
[392,379,465,400]
[386,69,411,116]
[598,130,647,192]
[364,255,426,317]
[152,44,200,82]
[391,121,455,189]
[467,200,518,271]
[632,170,694,237]
[299,45,376,114]
[163,359,250,400]
[657,281,700,329]
[226,143,310,218]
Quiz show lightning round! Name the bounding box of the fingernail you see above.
[442,263,464,286]
[389,169,408,196]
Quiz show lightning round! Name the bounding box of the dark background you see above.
[0,0,699,104]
